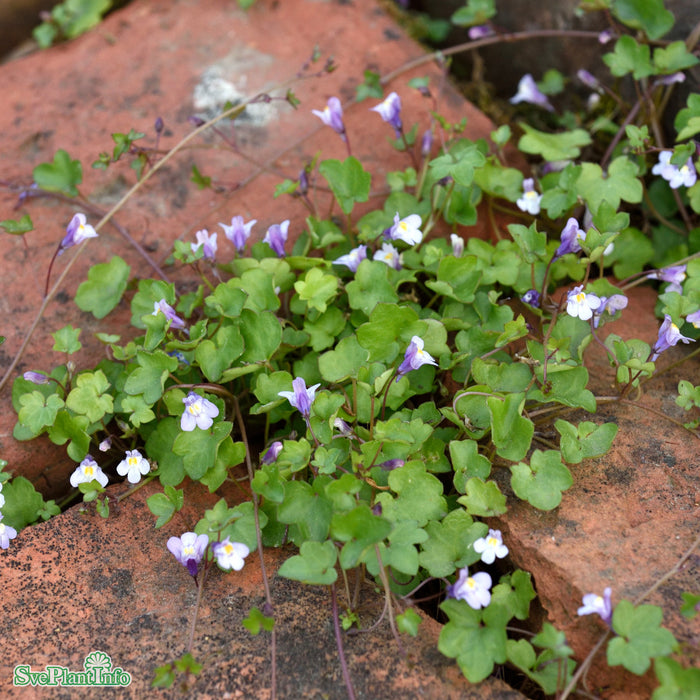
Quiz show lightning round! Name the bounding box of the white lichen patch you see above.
[192,47,278,126]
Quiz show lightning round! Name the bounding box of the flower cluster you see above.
[447,529,508,610]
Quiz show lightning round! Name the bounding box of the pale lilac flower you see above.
[278,377,321,418]
[116,449,150,484]
[0,514,18,550]
[447,568,492,609]
[370,92,403,138]
[473,529,509,564]
[598,29,615,44]
[555,218,585,258]
[566,285,602,321]
[379,459,404,471]
[333,245,367,273]
[450,234,464,257]
[510,74,554,112]
[389,212,423,245]
[312,97,346,140]
[23,371,49,385]
[577,69,600,91]
[593,294,628,328]
[469,25,494,40]
[333,417,352,435]
[686,310,700,328]
[99,437,112,452]
[521,289,541,307]
[213,537,250,571]
[167,532,209,577]
[651,314,694,360]
[191,229,217,260]
[152,299,186,329]
[397,336,438,379]
[220,216,256,252]
[577,586,613,626]
[70,456,108,488]
[374,242,402,270]
[652,151,697,189]
[646,265,687,294]
[655,72,685,86]
[516,178,542,215]
[261,441,283,464]
[59,213,98,254]
[421,129,433,157]
[264,220,290,257]
[181,391,219,431]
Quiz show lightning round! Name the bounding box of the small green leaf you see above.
[172,421,233,481]
[18,392,64,435]
[52,325,82,354]
[0,214,33,235]
[123,350,178,404]
[457,478,508,516]
[33,149,83,196]
[294,267,338,313]
[243,606,275,634]
[419,509,485,577]
[277,540,338,585]
[488,393,534,462]
[556,420,618,464]
[510,450,573,510]
[680,592,700,619]
[346,260,399,316]
[396,608,422,636]
[611,0,674,40]
[518,124,592,161]
[451,0,495,26]
[653,657,700,699]
[653,41,699,75]
[608,600,677,675]
[318,157,371,215]
[603,35,653,79]
[75,256,131,319]
[318,335,369,383]
[0,476,49,530]
[65,370,113,422]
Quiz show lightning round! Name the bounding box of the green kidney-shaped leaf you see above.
[75,256,131,319]
[277,540,338,585]
[510,450,573,510]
